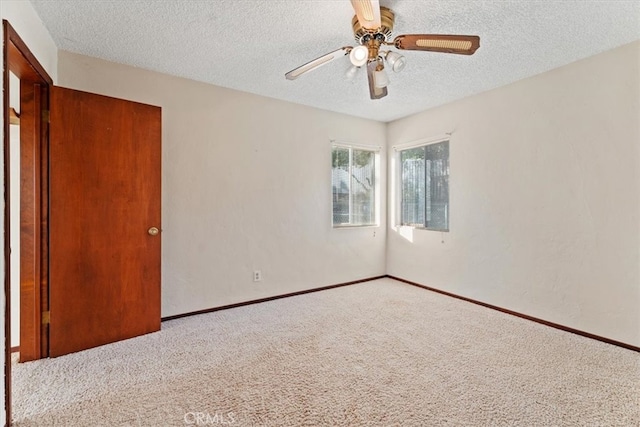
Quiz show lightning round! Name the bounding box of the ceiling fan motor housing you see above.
[352,6,395,44]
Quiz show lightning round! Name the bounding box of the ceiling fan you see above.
[285,0,480,100]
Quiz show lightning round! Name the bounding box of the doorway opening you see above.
[3,19,52,423]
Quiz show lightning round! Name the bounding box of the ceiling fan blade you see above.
[394,34,480,55]
[367,61,387,100]
[350,0,381,30]
[285,47,351,80]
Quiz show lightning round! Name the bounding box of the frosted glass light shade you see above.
[386,51,406,72]
[349,45,369,67]
[345,65,359,80]
[373,68,389,88]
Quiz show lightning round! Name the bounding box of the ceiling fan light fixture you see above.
[286,4,480,101]
[373,65,389,88]
[345,65,360,80]
[349,45,369,67]
[385,51,406,72]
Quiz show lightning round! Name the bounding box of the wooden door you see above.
[18,80,48,362]
[49,86,161,357]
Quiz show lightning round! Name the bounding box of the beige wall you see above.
[9,82,20,348]
[0,1,58,82]
[387,41,640,347]
[2,9,639,423]
[57,50,387,317]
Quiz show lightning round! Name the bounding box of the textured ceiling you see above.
[30,0,640,122]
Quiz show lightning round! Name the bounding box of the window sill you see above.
[398,225,449,232]
[333,224,379,229]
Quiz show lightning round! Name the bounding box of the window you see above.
[399,140,449,231]
[332,145,378,226]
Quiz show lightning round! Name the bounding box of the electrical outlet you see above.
[253,270,262,282]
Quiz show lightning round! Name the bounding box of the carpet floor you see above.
[11,278,640,426]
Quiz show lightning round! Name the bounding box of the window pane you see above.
[425,142,449,230]
[351,149,375,225]
[332,147,350,224]
[400,141,449,231]
[401,147,425,226]
[332,146,377,227]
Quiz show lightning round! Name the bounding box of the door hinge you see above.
[42,311,50,325]
[42,110,50,123]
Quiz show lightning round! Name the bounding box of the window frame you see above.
[395,137,450,232]
[331,142,381,228]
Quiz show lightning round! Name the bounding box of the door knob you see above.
[148,227,160,236]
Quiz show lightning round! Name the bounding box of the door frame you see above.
[3,19,52,424]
